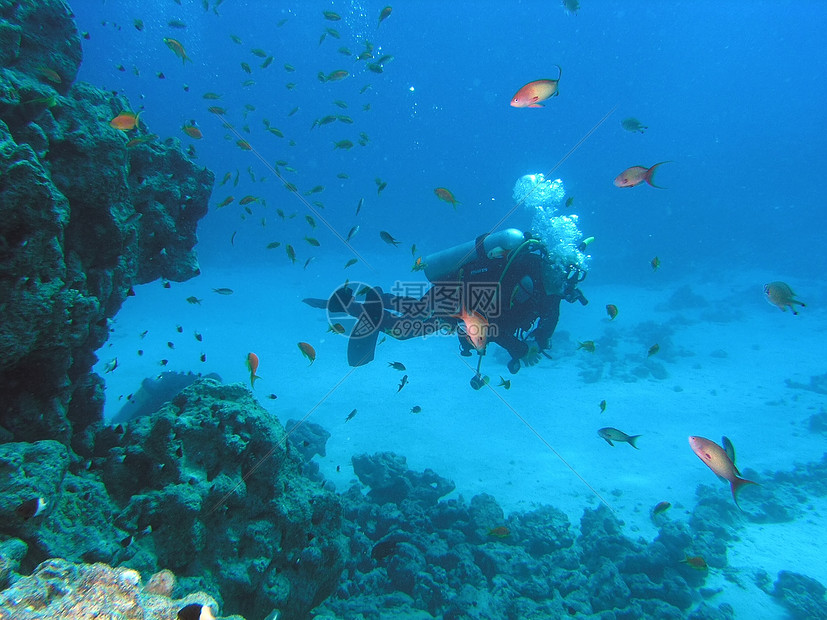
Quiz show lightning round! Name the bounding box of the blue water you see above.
[69,1,827,617]
[74,0,827,284]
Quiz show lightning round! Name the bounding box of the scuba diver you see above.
[303,228,589,387]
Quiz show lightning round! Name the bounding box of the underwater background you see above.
[1,1,826,619]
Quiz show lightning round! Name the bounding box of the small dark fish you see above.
[606,304,618,320]
[577,340,595,353]
[621,117,648,134]
[380,231,400,247]
[286,244,296,264]
[159,359,169,366]
[410,405,421,414]
[599,399,607,413]
[304,236,320,247]
[177,603,212,620]
[162,280,171,289]
[194,331,202,342]
[355,197,364,215]
[488,526,510,538]
[298,341,316,364]
[651,501,671,517]
[16,497,47,520]
[648,343,660,357]
[388,361,406,370]
[344,258,358,269]
[565,196,575,208]
[327,323,346,334]
[498,376,511,389]
[598,427,641,449]
[213,288,234,295]
[200,353,206,362]
[167,341,175,349]
[186,296,202,305]
[266,241,281,250]
[268,394,277,400]
[176,325,183,333]
[681,555,708,570]
[397,374,408,392]
[345,408,357,422]
[303,257,315,270]
[651,256,661,271]
[378,6,392,27]
[346,226,359,242]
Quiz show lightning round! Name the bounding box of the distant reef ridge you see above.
[0,0,213,445]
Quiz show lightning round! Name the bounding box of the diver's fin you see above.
[327,286,354,314]
[302,297,328,309]
[347,286,384,367]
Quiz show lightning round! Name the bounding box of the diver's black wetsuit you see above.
[303,233,584,371]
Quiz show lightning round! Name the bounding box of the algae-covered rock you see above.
[90,379,347,620]
[772,570,827,620]
[0,0,212,446]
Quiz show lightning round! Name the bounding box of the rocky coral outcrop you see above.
[314,452,734,619]
[0,380,348,620]
[0,0,212,446]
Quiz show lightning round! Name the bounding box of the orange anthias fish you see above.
[109,111,141,131]
[763,281,806,315]
[298,341,316,365]
[613,162,670,188]
[434,187,460,209]
[688,436,757,507]
[246,352,261,387]
[510,66,562,108]
[452,307,489,352]
[163,37,191,64]
[605,304,618,320]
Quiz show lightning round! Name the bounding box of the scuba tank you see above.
[423,228,525,282]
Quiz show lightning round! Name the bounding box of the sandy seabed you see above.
[98,261,826,618]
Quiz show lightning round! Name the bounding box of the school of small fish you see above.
[88,0,806,534]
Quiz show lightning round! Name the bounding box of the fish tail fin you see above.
[731,476,758,507]
[555,64,562,81]
[251,374,261,388]
[645,161,671,189]
[628,435,642,449]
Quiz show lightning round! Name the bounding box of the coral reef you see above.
[0,0,213,446]
[0,558,241,620]
[0,380,347,620]
[313,451,735,619]
[769,570,827,620]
